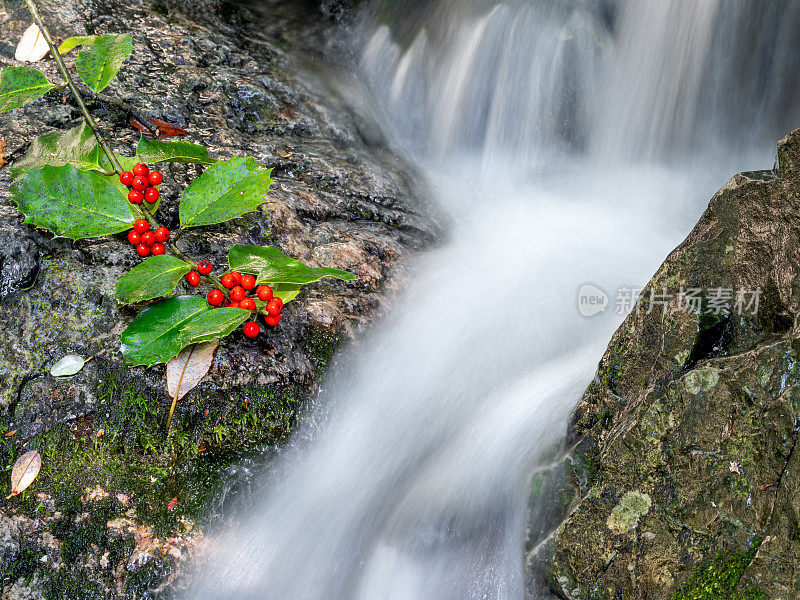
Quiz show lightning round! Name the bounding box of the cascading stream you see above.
[189,1,800,598]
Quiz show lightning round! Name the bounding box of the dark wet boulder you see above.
[536,128,800,599]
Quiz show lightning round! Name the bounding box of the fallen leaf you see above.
[130,117,187,138]
[167,497,178,511]
[8,450,41,498]
[50,354,87,377]
[165,340,219,429]
[149,117,188,137]
[4,430,15,438]
[15,24,50,63]
[130,119,156,136]
[276,147,293,159]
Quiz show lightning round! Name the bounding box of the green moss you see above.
[0,365,306,595]
[306,326,344,379]
[671,542,766,600]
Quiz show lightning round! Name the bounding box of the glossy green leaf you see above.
[181,308,250,346]
[76,34,133,93]
[120,296,251,366]
[115,255,192,304]
[272,283,302,304]
[179,157,272,228]
[227,244,356,285]
[10,123,104,179]
[11,165,135,239]
[120,296,209,367]
[137,136,216,165]
[58,35,98,54]
[0,66,57,114]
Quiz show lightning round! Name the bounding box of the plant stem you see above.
[22,0,123,175]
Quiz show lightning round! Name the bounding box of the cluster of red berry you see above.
[120,163,162,205]
[127,218,170,257]
[183,262,283,338]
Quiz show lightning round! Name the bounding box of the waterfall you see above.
[188,1,800,598]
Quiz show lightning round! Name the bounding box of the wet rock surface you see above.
[0,0,437,596]
[537,129,800,599]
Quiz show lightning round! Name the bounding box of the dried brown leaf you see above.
[15,24,50,63]
[8,450,41,498]
[165,340,218,429]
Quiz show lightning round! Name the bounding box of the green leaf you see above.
[120,297,250,366]
[137,136,216,165]
[179,157,272,228]
[227,244,356,285]
[76,34,133,93]
[58,35,98,54]
[11,165,135,239]
[181,308,250,346]
[273,283,302,304]
[0,66,57,114]
[120,296,209,367]
[115,255,192,304]
[10,123,105,179]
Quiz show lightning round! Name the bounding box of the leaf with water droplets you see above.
[0,66,57,114]
[50,354,87,377]
[15,24,49,63]
[8,450,41,498]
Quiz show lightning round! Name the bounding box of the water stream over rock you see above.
[189,1,800,598]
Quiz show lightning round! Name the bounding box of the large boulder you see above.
[0,0,437,596]
[539,129,800,599]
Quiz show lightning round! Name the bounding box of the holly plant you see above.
[2,4,355,374]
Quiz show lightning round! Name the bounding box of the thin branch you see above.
[22,0,122,175]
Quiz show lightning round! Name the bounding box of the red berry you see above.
[221,274,236,289]
[198,260,213,275]
[240,274,256,290]
[229,301,240,309]
[134,219,149,233]
[148,171,163,186]
[265,313,280,327]
[141,231,156,246]
[127,230,141,245]
[136,243,150,257]
[243,321,259,338]
[144,187,159,204]
[133,163,149,176]
[266,297,283,316]
[151,242,166,255]
[256,285,273,302]
[120,171,134,185]
[207,289,224,306]
[128,189,143,204]
[184,272,200,287]
[154,227,170,242]
[240,297,256,311]
[231,272,242,284]
[230,286,245,301]
[132,176,149,191]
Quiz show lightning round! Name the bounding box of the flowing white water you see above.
[190,1,800,598]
